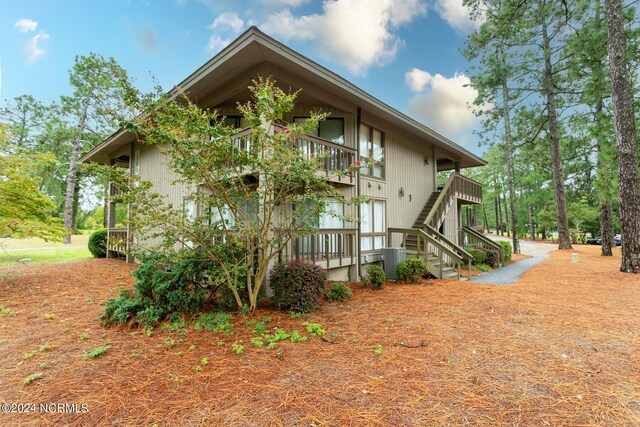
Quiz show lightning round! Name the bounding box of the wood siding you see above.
[359,111,436,238]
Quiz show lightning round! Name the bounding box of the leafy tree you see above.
[97,78,356,311]
[0,95,47,150]
[60,53,128,243]
[0,124,66,241]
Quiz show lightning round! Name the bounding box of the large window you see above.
[295,199,344,229]
[359,123,385,178]
[209,197,258,229]
[360,199,386,252]
[221,115,250,129]
[294,117,345,145]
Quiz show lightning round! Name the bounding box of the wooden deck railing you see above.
[107,228,128,254]
[280,228,357,268]
[424,172,483,229]
[109,182,127,198]
[229,126,357,183]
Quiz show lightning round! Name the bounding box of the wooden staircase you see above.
[396,172,484,280]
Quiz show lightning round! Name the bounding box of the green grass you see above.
[0,235,89,250]
[0,248,92,267]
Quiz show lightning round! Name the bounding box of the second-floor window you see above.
[294,117,344,145]
[359,123,385,179]
[222,115,250,129]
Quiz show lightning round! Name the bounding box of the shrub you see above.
[497,240,512,262]
[467,248,487,266]
[484,249,500,268]
[101,247,222,327]
[396,258,427,284]
[475,263,491,272]
[364,264,385,289]
[326,282,353,302]
[270,260,327,313]
[88,228,108,258]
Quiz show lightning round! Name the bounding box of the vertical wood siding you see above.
[359,111,436,231]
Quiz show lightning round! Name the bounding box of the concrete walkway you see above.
[470,237,557,285]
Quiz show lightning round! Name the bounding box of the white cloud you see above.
[14,18,38,33]
[434,0,483,33]
[405,68,432,93]
[262,0,310,6]
[25,31,49,63]
[260,0,427,76]
[210,12,244,33]
[206,12,245,53]
[406,70,483,138]
[206,34,232,53]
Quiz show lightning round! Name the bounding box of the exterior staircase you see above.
[394,172,484,280]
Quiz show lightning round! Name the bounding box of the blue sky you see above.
[0,0,485,154]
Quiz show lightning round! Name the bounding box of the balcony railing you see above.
[280,228,357,268]
[230,126,357,184]
[109,182,127,198]
[107,228,128,254]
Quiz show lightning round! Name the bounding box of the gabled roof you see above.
[82,26,485,168]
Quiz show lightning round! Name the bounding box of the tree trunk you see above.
[596,99,615,257]
[600,201,614,256]
[605,0,640,272]
[494,195,500,234]
[502,78,520,253]
[542,20,572,250]
[72,173,81,234]
[483,204,490,233]
[529,205,535,241]
[63,100,89,244]
[503,192,510,237]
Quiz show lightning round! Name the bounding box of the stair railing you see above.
[462,226,504,267]
[423,173,483,230]
[388,227,471,280]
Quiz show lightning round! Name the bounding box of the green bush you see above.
[103,289,141,324]
[497,240,512,262]
[88,228,108,258]
[364,264,385,289]
[270,260,327,313]
[326,282,353,302]
[396,258,427,284]
[102,243,247,327]
[467,248,487,265]
[475,263,491,272]
[484,249,500,268]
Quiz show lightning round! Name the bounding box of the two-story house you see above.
[82,27,495,281]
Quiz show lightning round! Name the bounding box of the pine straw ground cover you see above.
[0,245,639,426]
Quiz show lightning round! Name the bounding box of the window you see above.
[359,123,385,178]
[208,197,258,229]
[294,117,345,145]
[360,199,386,252]
[221,115,250,129]
[184,198,196,221]
[132,148,140,176]
[295,199,344,229]
[319,201,344,229]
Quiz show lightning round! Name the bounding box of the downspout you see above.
[355,107,362,280]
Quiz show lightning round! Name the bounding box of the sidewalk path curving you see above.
[470,237,557,285]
